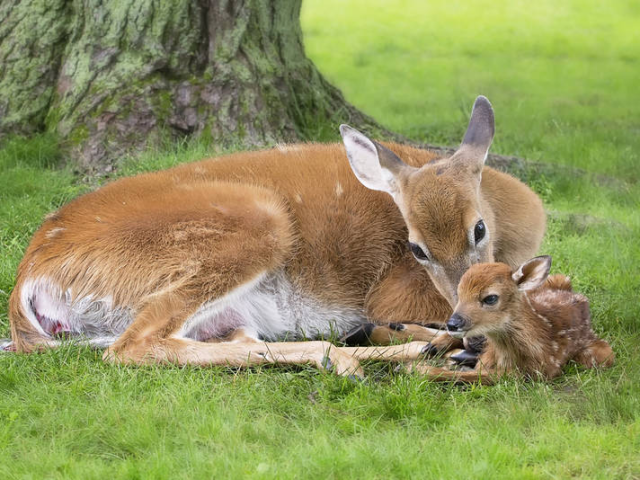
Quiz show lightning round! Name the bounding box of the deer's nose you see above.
[446,313,468,332]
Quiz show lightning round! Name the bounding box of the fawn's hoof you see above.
[463,336,486,354]
[449,349,479,367]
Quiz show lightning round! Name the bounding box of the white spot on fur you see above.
[45,227,65,239]
[524,293,552,327]
[335,182,344,197]
[294,194,303,204]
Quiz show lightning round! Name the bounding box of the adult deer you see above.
[7,97,545,375]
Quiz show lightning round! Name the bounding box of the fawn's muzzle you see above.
[446,313,470,338]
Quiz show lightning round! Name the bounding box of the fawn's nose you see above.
[446,313,468,332]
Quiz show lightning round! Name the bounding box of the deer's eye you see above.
[482,294,499,306]
[408,242,429,261]
[474,220,486,244]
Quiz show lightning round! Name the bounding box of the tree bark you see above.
[0,0,381,171]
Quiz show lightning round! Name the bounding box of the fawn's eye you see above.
[482,294,499,306]
[474,220,486,244]
[408,242,429,261]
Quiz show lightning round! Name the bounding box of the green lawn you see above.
[1,0,639,477]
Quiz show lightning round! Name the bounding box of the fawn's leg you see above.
[574,338,615,368]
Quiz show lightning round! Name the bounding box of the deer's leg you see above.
[109,336,363,377]
[103,292,363,377]
[341,322,464,358]
[144,338,364,377]
[341,322,452,345]
[574,338,615,368]
[341,341,429,362]
[340,343,470,368]
[204,328,261,344]
[422,335,464,356]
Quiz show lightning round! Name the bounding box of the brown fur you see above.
[410,260,614,382]
[9,133,545,370]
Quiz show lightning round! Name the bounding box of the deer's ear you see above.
[449,95,495,177]
[340,125,410,199]
[512,256,552,291]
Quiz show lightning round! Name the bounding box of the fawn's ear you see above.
[512,256,552,291]
[340,125,411,200]
[449,96,495,179]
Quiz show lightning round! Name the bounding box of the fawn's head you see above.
[446,256,552,339]
[341,96,496,305]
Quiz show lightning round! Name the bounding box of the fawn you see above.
[7,97,546,376]
[408,256,615,382]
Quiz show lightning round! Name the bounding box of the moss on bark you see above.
[0,0,70,135]
[0,0,382,171]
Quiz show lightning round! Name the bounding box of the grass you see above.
[1,0,640,477]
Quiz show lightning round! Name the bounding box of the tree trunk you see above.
[0,0,381,171]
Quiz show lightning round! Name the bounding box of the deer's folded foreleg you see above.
[102,290,364,377]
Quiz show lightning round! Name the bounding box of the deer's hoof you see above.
[340,323,375,346]
[421,343,439,357]
[387,322,406,331]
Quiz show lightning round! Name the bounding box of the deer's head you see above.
[341,96,497,306]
